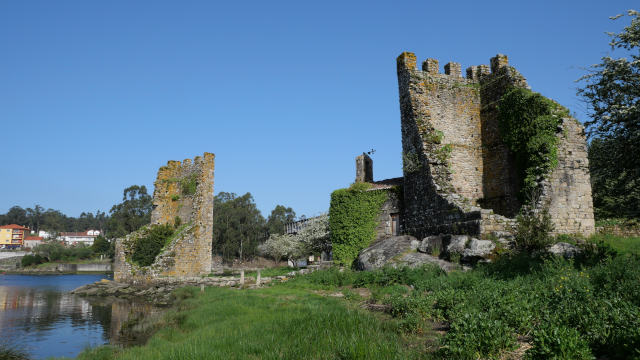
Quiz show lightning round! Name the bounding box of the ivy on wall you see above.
[130,224,175,266]
[329,182,388,266]
[498,87,568,202]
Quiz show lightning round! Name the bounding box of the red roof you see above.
[0,224,30,230]
[24,236,43,241]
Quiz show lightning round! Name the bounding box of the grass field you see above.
[68,236,640,360]
[72,283,422,360]
[589,233,640,255]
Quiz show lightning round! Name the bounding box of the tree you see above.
[91,235,113,257]
[26,205,44,232]
[259,214,329,264]
[211,192,267,262]
[266,205,296,235]
[2,206,27,225]
[106,185,153,238]
[578,10,640,218]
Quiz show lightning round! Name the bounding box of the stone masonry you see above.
[114,153,215,283]
[396,52,595,238]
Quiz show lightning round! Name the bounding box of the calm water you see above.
[0,274,153,359]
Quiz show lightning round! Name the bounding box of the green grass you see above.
[284,250,640,359]
[73,285,420,360]
[589,233,640,255]
[69,236,640,360]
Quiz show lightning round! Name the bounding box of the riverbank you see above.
[71,274,271,305]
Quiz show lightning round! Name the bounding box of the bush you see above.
[131,224,175,266]
[514,205,554,252]
[21,254,45,267]
[34,242,96,262]
[181,173,198,196]
[91,235,112,255]
[527,324,593,359]
[440,312,517,359]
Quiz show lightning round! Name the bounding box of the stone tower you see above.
[114,152,215,282]
[355,153,373,183]
[396,52,595,238]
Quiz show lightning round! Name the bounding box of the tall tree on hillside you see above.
[26,205,45,232]
[107,185,153,238]
[212,192,267,262]
[578,10,640,218]
[266,205,296,235]
[41,208,68,232]
[2,206,28,226]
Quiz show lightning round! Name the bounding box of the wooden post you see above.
[256,269,261,286]
[200,284,204,293]
[240,270,245,286]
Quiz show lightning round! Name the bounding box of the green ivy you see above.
[497,87,568,202]
[329,182,389,266]
[131,224,175,267]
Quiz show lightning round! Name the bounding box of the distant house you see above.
[0,224,31,249]
[58,230,100,246]
[38,230,53,239]
[23,236,44,249]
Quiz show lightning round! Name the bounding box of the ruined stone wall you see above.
[114,153,215,282]
[541,119,595,235]
[397,51,594,237]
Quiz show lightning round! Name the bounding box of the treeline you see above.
[1,184,301,263]
[0,205,107,233]
[0,185,153,239]
[212,192,297,262]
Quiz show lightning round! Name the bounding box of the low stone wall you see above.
[0,256,22,270]
[0,251,28,260]
[55,263,112,272]
[597,225,640,237]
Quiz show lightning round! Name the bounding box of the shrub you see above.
[514,205,554,252]
[131,224,175,266]
[34,242,96,262]
[181,173,198,196]
[440,311,517,359]
[527,324,593,360]
[329,183,388,265]
[21,254,45,267]
[91,235,111,255]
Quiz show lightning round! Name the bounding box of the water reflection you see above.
[0,274,157,359]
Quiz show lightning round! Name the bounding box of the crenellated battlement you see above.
[397,52,515,82]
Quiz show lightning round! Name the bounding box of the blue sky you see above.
[0,0,636,218]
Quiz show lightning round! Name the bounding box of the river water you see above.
[0,274,154,359]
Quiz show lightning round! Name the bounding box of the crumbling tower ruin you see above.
[114,152,215,282]
[397,52,595,238]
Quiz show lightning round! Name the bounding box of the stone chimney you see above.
[355,153,373,183]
